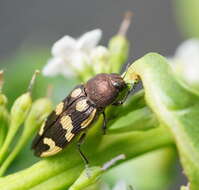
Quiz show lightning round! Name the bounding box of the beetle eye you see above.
[112,82,121,89]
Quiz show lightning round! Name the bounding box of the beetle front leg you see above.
[112,81,139,106]
[77,133,93,177]
[102,111,107,135]
[112,89,131,106]
[77,133,89,165]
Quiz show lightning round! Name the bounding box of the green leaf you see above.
[108,107,158,134]
[129,53,199,190]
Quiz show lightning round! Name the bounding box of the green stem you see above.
[0,98,51,175]
[0,122,19,163]
[0,126,173,190]
[0,132,32,176]
[0,106,9,148]
[0,123,7,148]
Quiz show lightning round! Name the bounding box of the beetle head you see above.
[85,73,126,108]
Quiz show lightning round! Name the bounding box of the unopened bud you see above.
[69,166,102,190]
[0,71,39,164]
[24,98,52,136]
[109,34,129,73]
[108,12,132,73]
[0,70,4,92]
[0,70,8,106]
[10,92,32,126]
[0,98,52,176]
[0,94,8,106]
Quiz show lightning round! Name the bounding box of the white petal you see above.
[77,29,102,51]
[175,39,199,60]
[173,39,199,84]
[70,51,90,70]
[112,180,127,190]
[42,57,74,77]
[52,35,77,58]
[90,46,109,60]
[183,64,199,83]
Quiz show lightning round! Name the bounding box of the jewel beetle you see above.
[32,73,131,164]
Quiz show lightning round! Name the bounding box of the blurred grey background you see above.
[0,0,183,60]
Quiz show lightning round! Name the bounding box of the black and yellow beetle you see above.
[32,73,131,163]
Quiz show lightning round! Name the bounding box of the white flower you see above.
[90,46,110,73]
[43,29,102,77]
[170,39,199,85]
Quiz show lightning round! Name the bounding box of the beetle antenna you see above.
[118,11,133,36]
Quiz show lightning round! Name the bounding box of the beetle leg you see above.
[112,81,139,106]
[112,89,131,106]
[102,111,107,135]
[77,133,89,165]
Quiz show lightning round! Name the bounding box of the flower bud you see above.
[0,71,8,106]
[0,98,52,176]
[181,185,190,190]
[0,70,39,164]
[0,94,8,106]
[108,12,132,73]
[0,92,32,164]
[108,35,129,73]
[23,97,52,136]
[69,166,102,190]
[69,154,126,190]
[10,92,32,126]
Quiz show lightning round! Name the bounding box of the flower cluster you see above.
[43,29,105,77]
[0,71,52,176]
[42,12,132,81]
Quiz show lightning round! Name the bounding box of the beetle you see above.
[32,73,131,164]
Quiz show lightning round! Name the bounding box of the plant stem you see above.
[0,126,173,190]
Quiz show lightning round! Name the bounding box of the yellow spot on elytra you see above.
[65,133,74,142]
[55,102,64,115]
[81,109,96,128]
[76,99,89,112]
[60,115,73,130]
[60,115,75,141]
[71,88,82,98]
[40,138,62,157]
[39,121,46,135]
